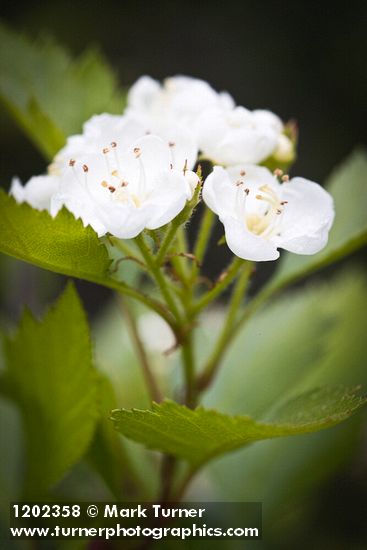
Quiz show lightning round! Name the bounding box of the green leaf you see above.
[204,270,367,417]
[202,270,367,519]
[0,23,126,159]
[86,374,128,499]
[2,283,99,496]
[0,191,111,283]
[111,387,365,469]
[268,149,367,292]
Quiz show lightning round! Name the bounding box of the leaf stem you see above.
[155,222,180,266]
[198,261,253,391]
[190,207,215,283]
[119,296,163,403]
[181,331,196,407]
[135,234,182,322]
[189,257,244,317]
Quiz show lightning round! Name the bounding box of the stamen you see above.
[110,141,117,148]
[103,147,110,154]
[133,147,146,195]
[82,164,89,173]
[168,141,176,147]
[236,180,244,186]
[240,170,246,177]
[111,170,119,177]
[69,159,82,187]
[281,174,290,182]
[280,200,288,205]
[244,188,250,195]
[108,186,116,193]
[273,168,283,177]
[101,181,108,188]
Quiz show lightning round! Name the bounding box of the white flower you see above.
[196,106,284,166]
[203,164,334,261]
[137,312,175,354]
[51,135,196,238]
[127,75,234,129]
[51,112,198,174]
[10,175,59,211]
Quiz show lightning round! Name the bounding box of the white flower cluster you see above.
[11,76,334,261]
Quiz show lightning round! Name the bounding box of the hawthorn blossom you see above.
[128,75,292,167]
[203,165,334,261]
[127,75,235,129]
[51,112,198,174]
[51,135,198,238]
[10,175,59,211]
[196,107,286,166]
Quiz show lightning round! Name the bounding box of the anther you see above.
[276,209,282,214]
[111,170,119,177]
[108,186,116,193]
[121,181,129,187]
[236,180,244,186]
[103,147,110,154]
[183,159,188,174]
[240,170,246,177]
[281,175,290,182]
[69,159,76,167]
[273,168,283,177]
[82,164,89,173]
[244,188,250,195]
[134,147,141,158]
[101,181,108,188]
[110,141,117,148]
[280,200,288,205]
[170,163,173,170]
[168,141,176,147]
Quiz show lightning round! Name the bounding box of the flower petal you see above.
[278,177,335,254]
[202,166,238,217]
[127,76,161,112]
[11,175,59,211]
[223,216,280,261]
[145,170,190,229]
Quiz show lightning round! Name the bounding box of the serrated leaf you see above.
[86,374,128,499]
[2,283,99,496]
[111,387,365,468]
[0,23,126,159]
[268,149,367,292]
[0,190,111,283]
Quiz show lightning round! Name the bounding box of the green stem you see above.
[135,234,182,322]
[191,207,215,282]
[98,275,175,328]
[181,331,196,407]
[109,236,142,260]
[155,221,180,266]
[170,226,191,287]
[119,296,162,403]
[198,262,253,391]
[189,257,244,317]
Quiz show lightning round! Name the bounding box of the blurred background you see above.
[0,1,367,548]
